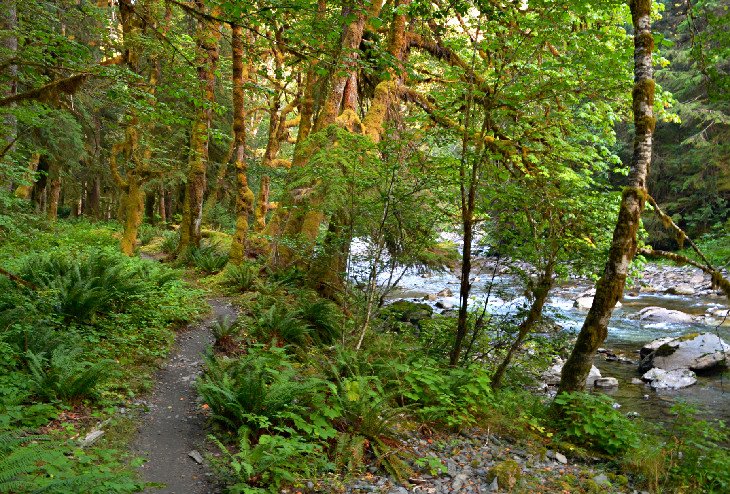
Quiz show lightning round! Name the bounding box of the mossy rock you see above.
[380,300,434,326]
[487,459,521,491]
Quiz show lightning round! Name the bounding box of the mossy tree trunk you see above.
[491,260,555,389]
[558,0,655,393]
[178,1,221,254]
[229,24,255,265]
[47,160,61,220]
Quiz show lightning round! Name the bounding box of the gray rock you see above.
[636,306,694,324]
[542,357,602,387]
[435,300,454,310]
[554,452,568,464]
[188,450,204,464]
[631,378,644,385]
[452,473,469,491]
[574,296,620,310]
[593,473,610,486]
[667,284,695,296]
[642,368,697,389]
[594,377,619,388]
[437,288,453,297]
[487,477,499,492]
[388,488,409,494]
[80,429,104,447]
[640,337,676,359]
[641,333,730,372]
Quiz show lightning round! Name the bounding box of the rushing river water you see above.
[380,264,730,423]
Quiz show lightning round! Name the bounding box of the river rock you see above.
[640,337,676,359]
[667,284,696,296]
[594,377,619,388]
[380,301,434,327]
[542,358,602,387]
[574,296,621,310]
[437,288,453,297]
[641,368,697,389]
[635,306,694,324]
[639,333,730,372]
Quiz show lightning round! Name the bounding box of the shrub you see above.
[397,358,493,429]
[553,392,640,455]
[211,316,240,353]
[666,402,730,493]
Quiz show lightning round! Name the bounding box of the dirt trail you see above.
[133,298,237,493]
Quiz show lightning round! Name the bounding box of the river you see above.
[378,262,730,423]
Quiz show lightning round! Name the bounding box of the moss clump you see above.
[677,332,700,342]
[655,343,678,357]
[487,459,522,491]
[636,31,655,51]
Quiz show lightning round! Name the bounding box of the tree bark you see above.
[47,161,61,220]
[179,1,221,254]
[558,0,655,393]
[492,263,554,389]
[229,24,255,264]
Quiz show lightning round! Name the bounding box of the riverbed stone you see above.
[640,337,676,359]
[635,306,694,324]
[542,358,602,387]
[437,288,453,297]
[574,296,620,310]
[667,284,696,296]
[640,333,730,372]
[594,377,619,388]
[641,368,697,389]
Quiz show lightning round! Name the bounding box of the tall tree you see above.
[558,0,655,393]
[178,0,221,253]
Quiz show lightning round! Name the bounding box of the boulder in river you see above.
[639,333,730,373]
[573,296,620,310]
[635,306,694,324]
[594,377,618,388]
[437,288,453,297]
[641,368,697,390]
[666,284,696,296]
[639,336,676,359]
[380,300,433,328]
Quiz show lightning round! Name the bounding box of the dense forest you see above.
[0,0,729,493]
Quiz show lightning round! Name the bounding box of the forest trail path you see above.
[133,297,237,494]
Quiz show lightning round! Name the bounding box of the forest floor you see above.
[132,297,237,494]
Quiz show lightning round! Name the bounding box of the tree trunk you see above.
[145,188,156,224]
[47,161,61,220]
[229,24,254,264]
[492,263,554,389]
[179,2,221,254]
[87,176,101,219]
[254,175,270,232]
[558,0,655,393]
[158,185,166,224]
[2,0,17,152]
[120,177,144,255]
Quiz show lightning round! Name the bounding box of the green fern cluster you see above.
[182,242,229,274]
[25,346,114,403]
[252,297,341,347]
[223,263,258,292]
[0,432,143,493]
[16,249,174,323]
[197,346,314,430]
